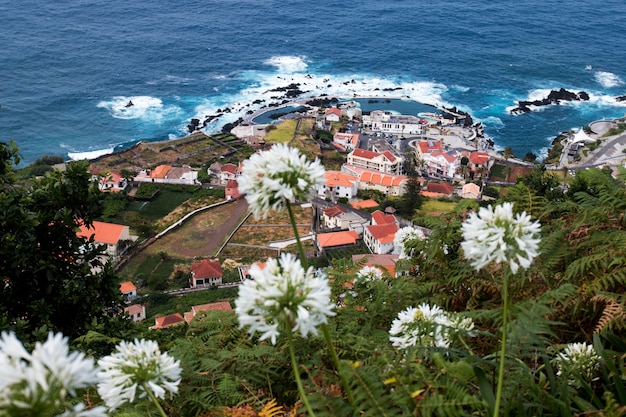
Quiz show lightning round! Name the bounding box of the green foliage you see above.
[0,150,121,343]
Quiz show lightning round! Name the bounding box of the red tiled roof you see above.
[192,259,223,279]
[425,182,454,195]
[351,148,380,160]
[382,150,397,162]
[152,313,185,329]
[119,281,136,294]
[416,140,444,154]
[325,107,342,116]
[371,210,396,225]
[352,254,399,277]
[470,151,490,165]
[323,205,348,218]
[317,230,359,248]
[77,221,127,245]
[366,223,398,243]
[221,163,238,174]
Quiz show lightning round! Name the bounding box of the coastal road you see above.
[574,132,626,168]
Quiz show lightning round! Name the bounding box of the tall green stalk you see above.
[288,331,316,416]
[286,201,357,414]
[142,382,169,417]
[493,270,510,417]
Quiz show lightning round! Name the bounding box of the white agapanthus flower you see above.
[389,303,474,351]
[237,143,326,218]
[553,342,601,387]
[356,265,385,284]
[97,338,182,411]
[460,202,541,274]
[393,226,425,258]
[235,253,335,345]
[0,331,105,417]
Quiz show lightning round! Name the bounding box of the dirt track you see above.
[143,198,249,259]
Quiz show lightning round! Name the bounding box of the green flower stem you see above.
[321,323,357,413]
[493,271,510,417]
[288,331,316,417]
[286,201,307,269]
[142,382,169,417]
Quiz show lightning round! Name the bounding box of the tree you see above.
[397,150,423,217]
[0,143,122,342]
[502,146,515,160]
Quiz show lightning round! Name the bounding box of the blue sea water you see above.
[1,0,626,165]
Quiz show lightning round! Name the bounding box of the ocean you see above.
[1,0,626,166]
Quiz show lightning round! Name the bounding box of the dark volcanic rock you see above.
[616,95,626,102]
[510,88,590,114]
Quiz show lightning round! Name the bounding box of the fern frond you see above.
[592,295,626,333]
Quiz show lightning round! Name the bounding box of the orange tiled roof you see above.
[317,230,359,248]
[191,259,223,279]
[351,199,379,209]
[221,163,238,174]
[77,221,127,245]
[152,313,185,329]
[470,151,490,165]
[119,281,136,293]
[124,304,144,316]
[151,165,172,179]
[367,223,398,243]
[325,171,357,188]
[425,182,454,195]
[382,150,396,162]
[325,107,342,116]
[416,140,443,154]
[371,210,396,225]
[353,254,399,277]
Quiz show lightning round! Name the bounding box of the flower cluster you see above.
[460,202,541,274]
[389,303,474,351]
[0,331,105,417]
[237,144,326,218]
[393,226,425,259]
[355,265,385,284]
[97,338,182,411]
[553,342,601,387]
[235,253,335,345]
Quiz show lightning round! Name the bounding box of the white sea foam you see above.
[594,71,623,88]
[67,147,115,161]
[97,96,183,122]
[264,55,309,73]
[482,116,505,129]
[189,62,451,134]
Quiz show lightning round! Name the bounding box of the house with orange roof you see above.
[225,179,242,200]
[415,140,444,159]
[123,304,146,323]
[119,281,137,302]
[371,209,397,225]
[190,259,223,288]
[316,230,359,252]
[363,222,399,254]
[218,163,239,185]
[342,165,409,196]
[461,182,481,199]
[324,107,342,122]
[150,313,185,330]
[352,253,401,277]
[92,171,128,192]
[184,301,233,324]
[317,170,358,200]
[346,148,403,175]
[468,151,493,179]
[134,164,198,185]
[333,132,360,151]
[77,221,136,260]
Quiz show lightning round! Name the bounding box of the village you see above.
[82,98,626,330]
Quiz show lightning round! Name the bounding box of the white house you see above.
[317,170,358,200]
[190,259,223,288]
[368,110,425,136]
[333,132,359,151]
[346,148,403,175]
